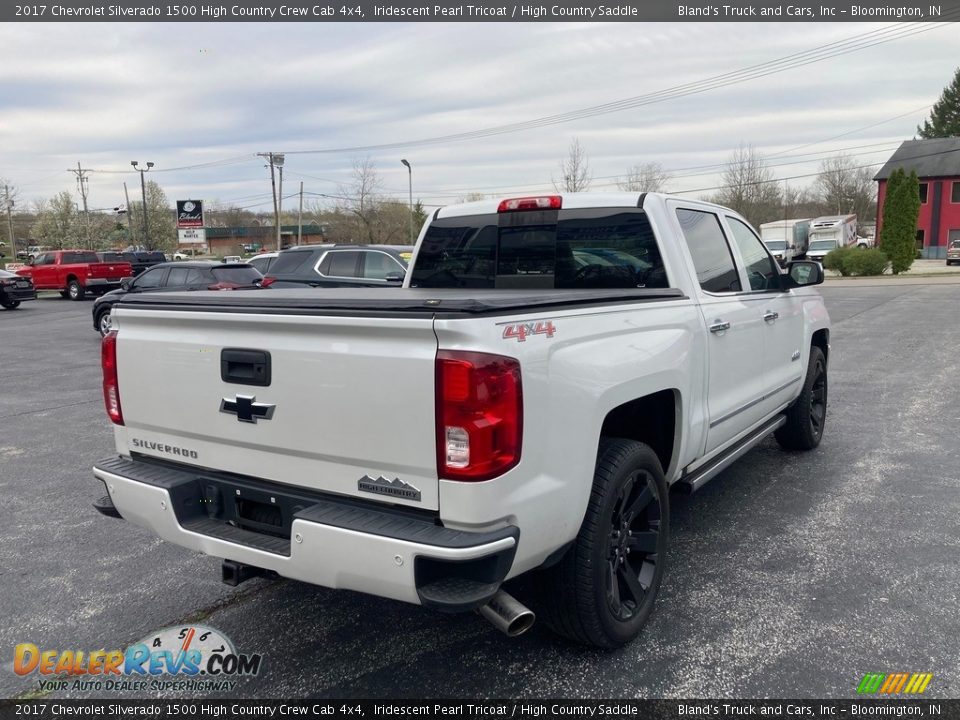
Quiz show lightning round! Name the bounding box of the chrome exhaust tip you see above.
[477,589,536,637]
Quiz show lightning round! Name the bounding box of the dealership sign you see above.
[176,200,204,229]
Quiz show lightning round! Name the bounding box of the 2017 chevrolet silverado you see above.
[93,193,830,648]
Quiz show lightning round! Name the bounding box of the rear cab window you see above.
[409,208,669,290]
[63,251,100,264]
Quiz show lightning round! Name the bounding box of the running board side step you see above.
[676,414,787,494]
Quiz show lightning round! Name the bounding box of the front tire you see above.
[1,299,20,310]
[540,438,668,648]
[775,346,828,450]
[67,279,85,301]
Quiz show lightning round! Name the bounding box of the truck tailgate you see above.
[112,306,440,510]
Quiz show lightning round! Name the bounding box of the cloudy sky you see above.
[0,20,957,216]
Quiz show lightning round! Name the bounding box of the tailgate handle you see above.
[221,349,271,387]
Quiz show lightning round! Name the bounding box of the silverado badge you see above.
[219,395,276,424]
[357,475,421,502]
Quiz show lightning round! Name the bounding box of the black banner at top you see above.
[5,0,960,22]
[1,699,958,719]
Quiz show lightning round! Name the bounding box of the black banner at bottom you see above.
[1,699,956,720]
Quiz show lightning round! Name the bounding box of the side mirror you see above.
[120,277,134,290]
[26,257,35,266]
[384,271,405,283]
[784,260,824,288]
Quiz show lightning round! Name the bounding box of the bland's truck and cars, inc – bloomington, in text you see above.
[93,192,830,648]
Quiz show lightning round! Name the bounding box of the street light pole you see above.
[400,159,413,245]
[4,186,15,260]
[277,158,284,249]
[131,161,154,248]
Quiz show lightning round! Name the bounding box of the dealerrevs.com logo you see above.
[14,625,262,693]
[857,672,934,695]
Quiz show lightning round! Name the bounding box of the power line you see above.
[673,145,960,197]
[277,20,955,156]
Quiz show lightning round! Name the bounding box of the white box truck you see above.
[806,215,861,261]
[760,219,811,265]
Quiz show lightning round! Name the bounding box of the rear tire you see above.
[775,346,827,451]
[540,438,668,648]
[96,308,112,336]
[67,279,85,301]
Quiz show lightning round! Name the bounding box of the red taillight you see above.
[436,350,522,481]
[497,195,562,213]
[208,282,239,290]
[260,276,277,288]
[101,331,123,425]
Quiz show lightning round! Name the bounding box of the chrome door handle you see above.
[709,320,731,334]
[763,311,779,322]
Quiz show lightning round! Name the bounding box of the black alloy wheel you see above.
[605,468,662,622]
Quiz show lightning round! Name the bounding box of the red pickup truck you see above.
[16,249,133,300]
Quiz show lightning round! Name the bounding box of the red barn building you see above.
[874,137,960,260]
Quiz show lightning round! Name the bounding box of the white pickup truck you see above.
[93,193,830,648]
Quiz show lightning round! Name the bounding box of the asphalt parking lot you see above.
[2,282,959,700]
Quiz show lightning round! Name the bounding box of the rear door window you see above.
[166,267,190,286]
[321,251,362,278]
[675,208,742,293]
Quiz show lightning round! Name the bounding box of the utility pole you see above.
[400,159,413,244]
[257,152,285,251]
[68,162,92,246]
[297,181,303,246]
[131,161,154,248]
[4,185,15,259]
[123,183,133,245]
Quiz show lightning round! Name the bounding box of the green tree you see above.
[412,200,427,239]
[129,181,176,251]
[917,67,960,138]
[32,192,86,249]
[879,168,921,274]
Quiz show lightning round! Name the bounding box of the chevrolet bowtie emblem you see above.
[220,395,276,424]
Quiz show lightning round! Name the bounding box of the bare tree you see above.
[814,154,877,221]
[336,157,384,244]
[553,138,592,193]
[617,162,671,192]
[709,144,783,227]
[458,192,487,203]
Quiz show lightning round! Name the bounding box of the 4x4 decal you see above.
[502,321,557,342]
